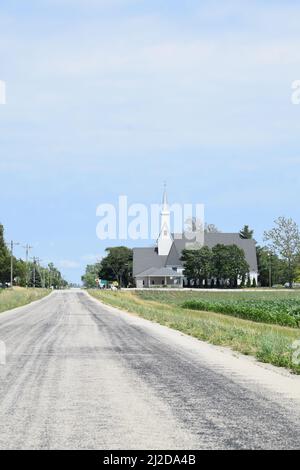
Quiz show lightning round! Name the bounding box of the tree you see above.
[205,223,221,233]
[47,263,67,289]
[0,224,11,284]
[256,246,286,287]
[211,244,230,287]
[99,247,133,287]
[211,244,249,287]
[81,263,102,288]
[264,217,300,287]
[226,245,249,287]
[14,259,27,287]
[181,246,212,287]
[239,225,254,239]
[1,222,67,289]
[28,260,42,288]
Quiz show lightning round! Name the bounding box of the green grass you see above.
[135,289,300,305]
[0,287,50,313]
[88,289,300,374]
[137,290,300,328]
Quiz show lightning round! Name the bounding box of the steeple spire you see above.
[158,182,173,256]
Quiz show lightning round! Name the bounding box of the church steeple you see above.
[158,183,173,256]
[162,181,168,210]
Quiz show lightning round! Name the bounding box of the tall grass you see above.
[89,290,300,374]
[0,287,50,313]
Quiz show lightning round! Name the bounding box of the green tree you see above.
[256,246,287,287]
[264,217,300,287]
[226,245,249,287]
[99,247,133,287]
[0,224,11,285]
[211,244,230,287]
[212,244,249,288]
[81,262,102,288]
[47,263,67,289]
[14,259,27,287]
[294,258,300,283]
[239,225,254,239]
[28,260,42,288]
[181,246,212,287]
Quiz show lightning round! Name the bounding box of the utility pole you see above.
[268,252,272,288]
[31,257,37,288]
[36,259,45,288]
[33,258,36,288]
[23,244,33,288]
[31,257,42,288]
[10,240,20,288]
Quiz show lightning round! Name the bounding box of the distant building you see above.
[133,187,258,288]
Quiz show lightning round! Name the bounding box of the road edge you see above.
[86,290,300,381]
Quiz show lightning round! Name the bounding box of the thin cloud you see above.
[58,260,81,269]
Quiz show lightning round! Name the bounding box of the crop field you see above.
[89,289,300,373]
[136,290,300,328]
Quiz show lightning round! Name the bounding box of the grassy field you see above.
[0,287,50,314]
[89,289,300,374]
[135,289,300,304]
[134,290,300,328]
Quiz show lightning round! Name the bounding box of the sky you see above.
[0,0,300,283]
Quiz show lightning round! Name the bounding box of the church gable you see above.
[165,242,181,267]
[132,247,167,276]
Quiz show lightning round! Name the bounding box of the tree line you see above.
[181,244,251,288]
[82,246,133,288]
[0,223,67,288]
[83,216,300,289]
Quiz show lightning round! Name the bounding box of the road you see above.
[0,290,300,450]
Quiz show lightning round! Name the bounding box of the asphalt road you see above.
[0,290,300,450]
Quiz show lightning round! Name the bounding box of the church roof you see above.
[204,233,258,271]
[136,267,184,278]
[133,232,258,276]
[165,242,182,267]
[132,247,167,276]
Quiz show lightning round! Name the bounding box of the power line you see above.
[10,240,20,287]
[22,244,33,288]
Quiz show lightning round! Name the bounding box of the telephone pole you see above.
[31,257,41,288]
[10,240,20,287]
[23,244,33,288]
[268,251,272,288]
[36,258,45,288]
[32,258,36,288]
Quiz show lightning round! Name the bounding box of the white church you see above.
[133,187,258,288]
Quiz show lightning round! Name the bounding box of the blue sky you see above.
[0,0,300,283]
